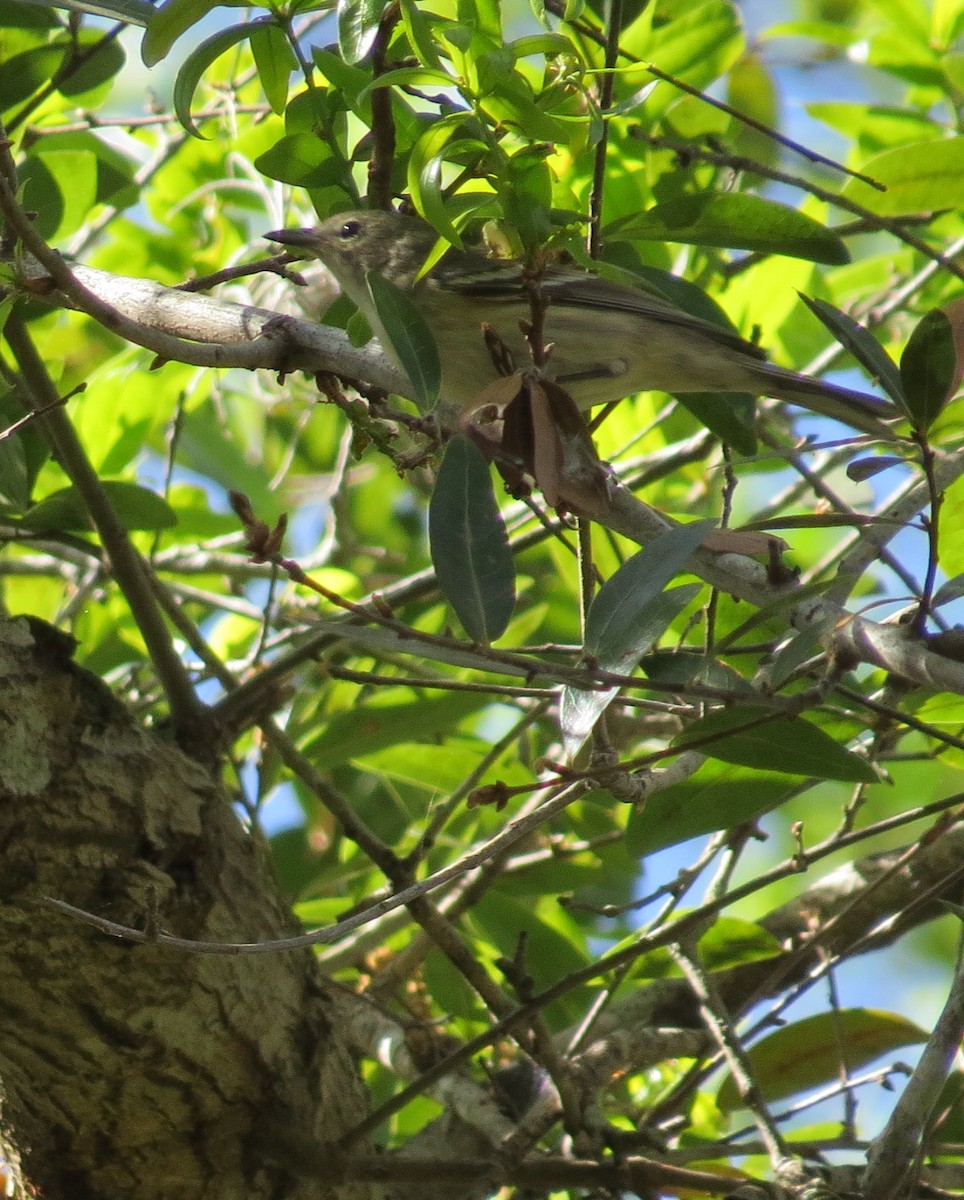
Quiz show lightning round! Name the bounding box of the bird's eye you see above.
[339,220,362,240]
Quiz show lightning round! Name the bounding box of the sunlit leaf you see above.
[249,22,295,115]
[143,0,224,66]
[717,1010,927,1111]
[172,21,261,137]
[609,194,849,265]
[841,136,964,216]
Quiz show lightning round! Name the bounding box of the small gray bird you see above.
[267,209,896,436]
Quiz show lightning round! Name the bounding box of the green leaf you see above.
[21,482,178,533]
[399,0,443,68]
[899,308,957,431]
[625,760,797,856]
[143,0,224,66]
[312,44,379,111]
[172,20,262,137]
[459,0,502,42]
[20,149,98,240]
[249,22,295,116]
[933,0,964,47]
[717,1010,927,1111]
[584,521,711,661]
[254,133,348,189]
[32,129,139,208]
[360,65,456,98]
[840,136,964,216]
[560,585,699,759]
[608,194,850,266]
[0,394,49,510]
[808,102,940,153]
[473,890,587,990]
[57,29,126,96]
[673,706,879,783]
[675,391,756,455]
[0,0,64,28]
[0,421,29,510]
[798,294,905,406]
[365,270,440,411]
[338,0,385,64]
[13,0,151,23]
[509,32,574,59]
[407,114,484,246]
[428,436,515,643]
[939,473,964,578]
[423,951,486,1019]
[0,45,67,110]
[557,523,709,758]
[697,918,782,973]
[304,691,487,768]
[16,154,64,241]
[620,0,742,117]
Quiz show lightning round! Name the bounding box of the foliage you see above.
[3,0,964,1196]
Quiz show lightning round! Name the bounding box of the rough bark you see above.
[0,616,372,1200]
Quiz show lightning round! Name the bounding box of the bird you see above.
[266,208,897,437]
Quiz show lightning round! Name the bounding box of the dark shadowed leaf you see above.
[172,21,263,136]
[585,521,711,661]
[561,584,700,759]
[900,308,957,431]
[933,574,964,608]
[366,271,440,411]
[21,482,177,533]
[673,705,879,782]
[675,391,757,455]
[626,760,797,856]
[428,436,515,643]
[799,295,905,406]
[12,0,150,24]
[846,455,905,482]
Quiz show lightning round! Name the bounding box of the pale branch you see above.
[4,253,405,391]
[325,988,517,1150]
[862,950,964,1199]
[594,482,964,696]
[561,800,964,1048]
[826,456,963,606]
[291,1149,741,1196]
[7,236,964,700]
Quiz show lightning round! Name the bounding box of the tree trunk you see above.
[0,616,372,1200]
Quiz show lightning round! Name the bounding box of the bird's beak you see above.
[265,228,319,253]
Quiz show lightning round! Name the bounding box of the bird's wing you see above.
[431,254,768,362]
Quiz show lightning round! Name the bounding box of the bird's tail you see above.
[754,362,900,438]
